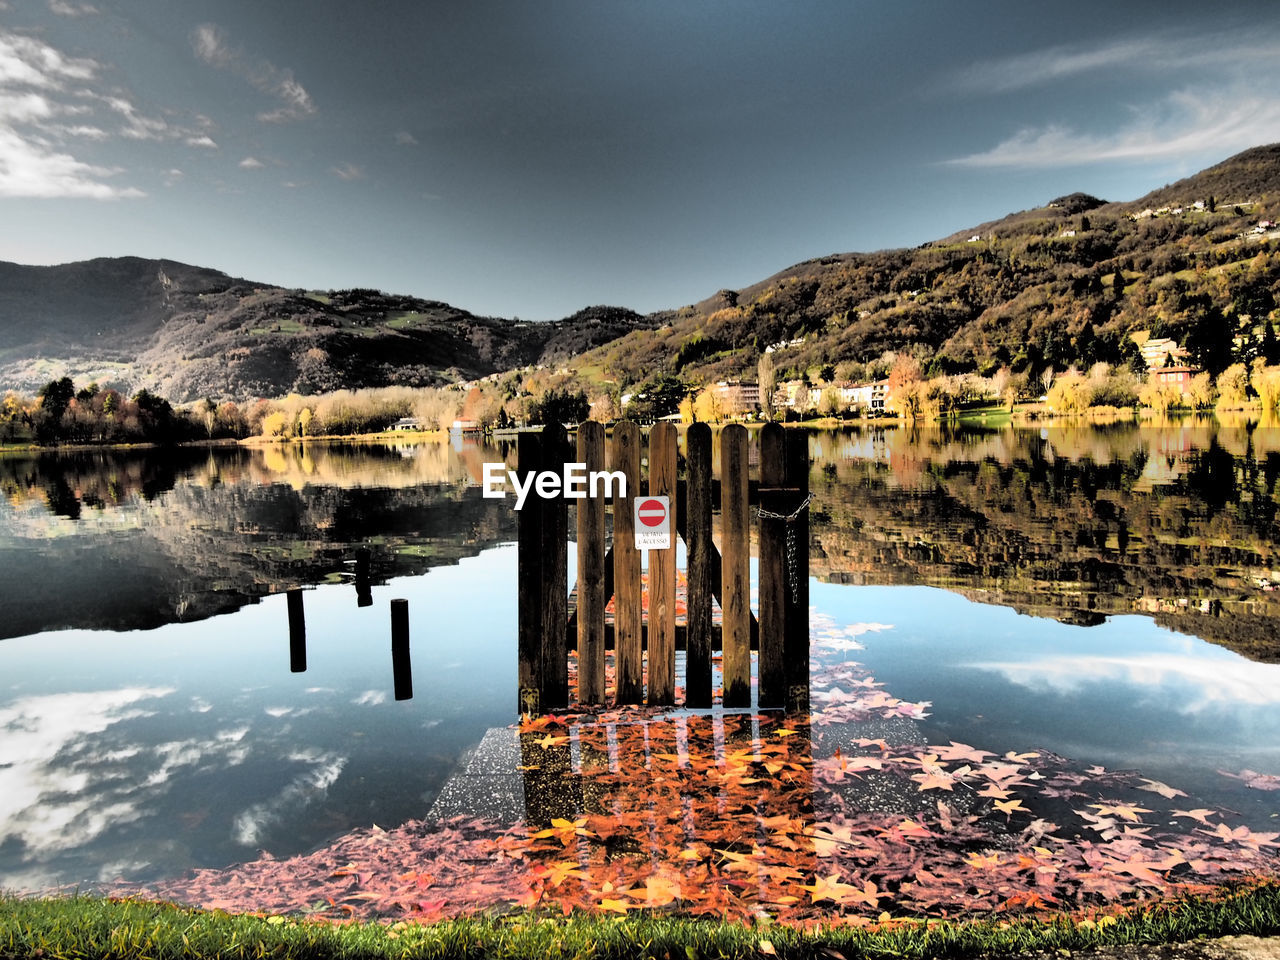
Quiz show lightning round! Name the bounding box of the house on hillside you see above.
[711,380,761,414]
[1140,337,1189,370]
[1153,365,1202,395]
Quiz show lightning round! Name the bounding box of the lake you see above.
[2,423,1278,921]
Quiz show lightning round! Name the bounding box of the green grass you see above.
[386,311,426,330]
[3,883,1279,960]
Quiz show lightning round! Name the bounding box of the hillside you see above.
[3,144,1280,404]
[0,258,648,401]
[575,144,1280,391]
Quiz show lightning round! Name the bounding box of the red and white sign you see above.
[634,495,671,549]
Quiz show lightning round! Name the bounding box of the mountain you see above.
[575,144,1280,389]
[0,257,648,401]
[2,144,1279,403]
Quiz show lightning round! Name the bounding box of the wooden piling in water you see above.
[540,423,570,711]
[647,422,677,706]
[757,422,787,709]
[785,429,810,713]
[287,588,306,673]
[576,421,606,705]
[720,424,751,707]
[612,421,643,704]
[517,430,544,715]
[684,422,714,707]
[391,598,412,701]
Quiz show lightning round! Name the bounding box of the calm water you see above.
[2,423,1279,893]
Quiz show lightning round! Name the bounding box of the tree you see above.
[298,407,313,437]
[528,386,589,426]
[758,352,776,421]
[38,377,75,423]
[1186,372,1215,409]
[1216,363,1250,408]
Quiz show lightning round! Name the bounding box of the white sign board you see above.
[634,495,671,550]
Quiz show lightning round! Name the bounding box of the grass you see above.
[3,882,1279,960]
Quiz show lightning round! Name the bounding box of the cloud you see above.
[0,125,143,198]
[970,652,1280,714]
[47,0,99,15]
[191,23,316,123]
[394,130,418,146]
[947,87,1280,169]
[953,32,1280,95]
[238,155,263,169]
[185,134,218,148]
[0,28,212,198]
[330,162,363,181]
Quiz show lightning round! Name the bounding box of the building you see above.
[391,417,425,432]
[1140,337,1188,370]
[710,381,761,413]
[448,418,482,437]
[1153,365,1201,395]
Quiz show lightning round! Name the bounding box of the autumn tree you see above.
[1216,363,1250,408]
[758,351,777,421]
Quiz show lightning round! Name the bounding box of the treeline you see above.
[1,378,217,445]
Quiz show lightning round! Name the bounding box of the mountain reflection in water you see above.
[2,422,1279,659]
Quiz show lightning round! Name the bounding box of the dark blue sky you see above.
[2,1,1278,318]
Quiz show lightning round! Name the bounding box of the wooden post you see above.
[612,421,643,704]
[576,421,607,705]
[287,588,306,673]
[757,422,787,708]
[517,430,544,715]
[540,423,570,711]
[354,548,372,607]
[648,422,677,706]
[391,598,412,701]
[684,423,713,707]
[721,424,751,707]
[786,429,810,713]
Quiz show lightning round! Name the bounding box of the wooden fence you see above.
[517,420,809,715]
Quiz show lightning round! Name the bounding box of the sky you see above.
[2,0,1280,320]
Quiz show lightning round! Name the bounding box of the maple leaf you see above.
[1137,778,1187,799]
[598,897,632,914]
[910,770,955,791]
[964,852,1001,869]
[935,741,995,764]
[994,799,1027,818]
[1218,768,1280,791]
[532,734,571,749]
[977,783,1013,799]
[1171,808,1217,825]
[639,874,683,907]
[1089,802,1152,823]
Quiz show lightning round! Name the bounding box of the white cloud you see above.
[954,32,1280,95]
[0,127,143,198]
[394,130,418,146]
[330,162,363,181]
[970,652,1280,714]
[47,0,99,15]
[185,134,218,148]
[948,87,1280,170]
[0,28,211,198]
[191,23,316,123]
[238,155,263,169]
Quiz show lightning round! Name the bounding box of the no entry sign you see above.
[634,495,671,549]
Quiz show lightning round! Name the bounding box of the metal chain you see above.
[758,493,813,603]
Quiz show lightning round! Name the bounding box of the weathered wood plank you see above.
[757,422,787,708]
[721,424,751,707]
[540,423,570,710]
[517,430,544,715]
[576,421,607,705]
[647,422,678,705]
[684,422,713,707]
[612,420,643,704]
[786,429,811,713]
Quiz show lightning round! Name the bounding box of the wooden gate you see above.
[517,421,809,715]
